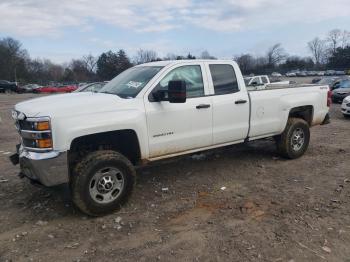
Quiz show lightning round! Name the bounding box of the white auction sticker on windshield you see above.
[126,81,143,88]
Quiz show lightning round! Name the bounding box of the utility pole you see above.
[14,67,17,84]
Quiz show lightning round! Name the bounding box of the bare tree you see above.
[341,30,350,48]
[308,37,326,65]
[266,43,287,66]
[200,50,216,59]
[234,54,255,73]
[0,37,29,81]
[164,53,177,60]
[134,49,158,64]
[327,29,342,54]
[83,54,97,73]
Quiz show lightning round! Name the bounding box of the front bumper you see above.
[10,145,69,186]
[341,105,350,115]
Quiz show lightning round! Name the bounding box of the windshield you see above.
[318,78,336,85]
[339,80,350,89]
[99,66,163,98]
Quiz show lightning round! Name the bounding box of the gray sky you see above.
[0,0,349,62]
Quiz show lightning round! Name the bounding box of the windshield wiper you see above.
[99,91,120,97]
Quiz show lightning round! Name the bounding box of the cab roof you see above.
[136,60,235,67]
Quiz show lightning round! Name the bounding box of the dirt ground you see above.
[0,93,349,262]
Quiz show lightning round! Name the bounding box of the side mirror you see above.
[152,90,166,101]
[168,80,186,103]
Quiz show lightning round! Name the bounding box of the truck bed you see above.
[246,84,329,140]
[249,83,320,91]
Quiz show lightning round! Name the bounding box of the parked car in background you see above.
[20,84,42,93]
[35,84,77,93]
[75,82,106,93]
[307,71,316,76]
[315,77,348,91]
[316,71,325,76]
[325,70,336,76]
[335,71,346,76]
[296,71,307,77]
[0,80,18,93]
[271,72,282,77]
[244,75,289,90]
[34,85,57,93]
[312,78,322,84]
[57,85,77,93]
[341,95,350,118]
[286,72,297,77]
[332,80,350,103]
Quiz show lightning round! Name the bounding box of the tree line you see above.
[1,28,350,84]
[235,28,350,75]
[0,38,214,84]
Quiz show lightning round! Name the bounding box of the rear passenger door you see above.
[206,62,250,145]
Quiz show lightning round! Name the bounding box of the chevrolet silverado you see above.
[10,60,331,216]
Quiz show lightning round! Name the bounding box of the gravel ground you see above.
[0,93,349,262]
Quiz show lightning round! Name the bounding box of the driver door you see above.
[144,63,213,158]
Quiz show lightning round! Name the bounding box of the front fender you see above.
[51,109,149,159]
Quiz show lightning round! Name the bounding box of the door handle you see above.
[196,104,211,109]
[235,99,247,104]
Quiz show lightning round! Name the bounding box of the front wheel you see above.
[71,150,136,216]
[275,117,310,159]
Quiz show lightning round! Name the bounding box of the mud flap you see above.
[321,113,330,125]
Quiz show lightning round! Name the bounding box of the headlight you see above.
[17,116,53,151]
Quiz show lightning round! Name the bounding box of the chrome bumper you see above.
[10,145,69,186]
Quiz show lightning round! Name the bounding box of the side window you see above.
[251,77,261,85]
[90,83,103,92]
[209,64,239,95]
[93,83,104,92]
[261,77,268,84]
[85,84,96,92]
[153,65,204,99]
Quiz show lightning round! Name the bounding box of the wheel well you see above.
[288,106,313,126]
[68,130,141,169]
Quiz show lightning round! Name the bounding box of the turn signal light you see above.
[36,139,52,148]
[35,121,50,131]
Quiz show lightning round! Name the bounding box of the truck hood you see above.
[15,92,139,118]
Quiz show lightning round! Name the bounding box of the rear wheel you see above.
[344,114,350,118]
[71,150,136,216]
[275,117,310,159]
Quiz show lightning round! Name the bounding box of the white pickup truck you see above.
[244,75,290,91]
[10,60,331,216]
